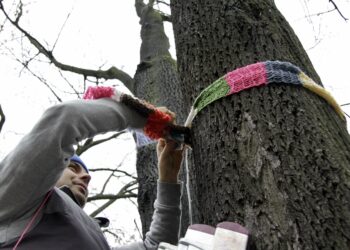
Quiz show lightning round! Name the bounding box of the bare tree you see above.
[133,0,189,237]
[171,0,350,248]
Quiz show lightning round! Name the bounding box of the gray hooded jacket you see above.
[0,98,181,249]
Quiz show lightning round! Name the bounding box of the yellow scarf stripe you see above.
[299,72,345,121]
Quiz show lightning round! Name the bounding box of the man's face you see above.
[55,162,91,207]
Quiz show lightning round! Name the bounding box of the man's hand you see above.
[156,106,184,183]
[157,139,184,183]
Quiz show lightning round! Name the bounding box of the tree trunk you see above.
[170,0,350,248]
[133,0,189,238]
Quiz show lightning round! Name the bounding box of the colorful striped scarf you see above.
[83,61,345,146]
[185,61,345,126]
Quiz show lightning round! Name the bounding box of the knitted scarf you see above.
[83,61,345,146]
[185,60,345,126]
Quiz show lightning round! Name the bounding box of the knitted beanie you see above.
[70,154,89,173]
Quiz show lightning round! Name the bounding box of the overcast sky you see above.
[0,0,349,245]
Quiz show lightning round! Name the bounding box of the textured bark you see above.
[170,0,350,249]
[134,1,189,238]
[135,144,158,237]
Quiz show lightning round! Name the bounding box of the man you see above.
[0,97,183,249]
[55,154,91,208]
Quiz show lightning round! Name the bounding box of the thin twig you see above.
[21,65,63,102]
[88,193,137,202]
[88,149,137,195]
[329,0,348,21]
[0,4,135,90]
[89,168,120,172]
[156,0,170,7]
[76,131,126,155]
[3,43,62,102]
[89,168,137,179]
[341,103,350,107]
[344,111,350,119]
[0,105,5,133]
[100,172,116,195]
[14,0,22,24]
[58,70,81,98]
[305,8,337,19]
[89,180,138,217]
[19,51,40,73]
[103,229,120,239]
[96,149,137,195]
[52,10,72,52]
[134,219,142,239]
[98,151,138,194]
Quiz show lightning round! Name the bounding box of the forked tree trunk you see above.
[133,0,189,238]
[170,0,350,248]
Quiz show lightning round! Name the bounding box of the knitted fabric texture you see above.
[83,86,191,144]
[186,60,345,126]
[70,154,89,173]
[82,61,344,146]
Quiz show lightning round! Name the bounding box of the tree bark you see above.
[134,0,189,238]
[170,0,350,248]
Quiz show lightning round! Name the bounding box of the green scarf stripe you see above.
[194,77,230,113]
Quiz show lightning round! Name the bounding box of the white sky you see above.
[0,0,349,246]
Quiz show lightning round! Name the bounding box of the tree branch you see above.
[0,105,5,133]
[100,172,116,195]
[103,229,120,240]
[89,168,137,179]
[52,10,72,52]
[89,193,137,202]
[58,70,81,98]
[305,8,337,19]
[89,179,137,201]
[148,0,156,7]
[0,3,135,91]
[160,13,172,22]
[329,0,348,21]
[76,131,126,155]
[16,57,63,102]
[89,180,138,217]
[135,0,146,17]
[6,47,63,101]
[1,36,63,102]
[343,111,350,119]
[340,103,350,118]
[134,219,142,239]
[97,150,137,195]
[14,0,22,24]
[156,0,170,7]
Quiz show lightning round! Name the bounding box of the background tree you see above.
[170,0,350,248]
[133,0,192,237]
